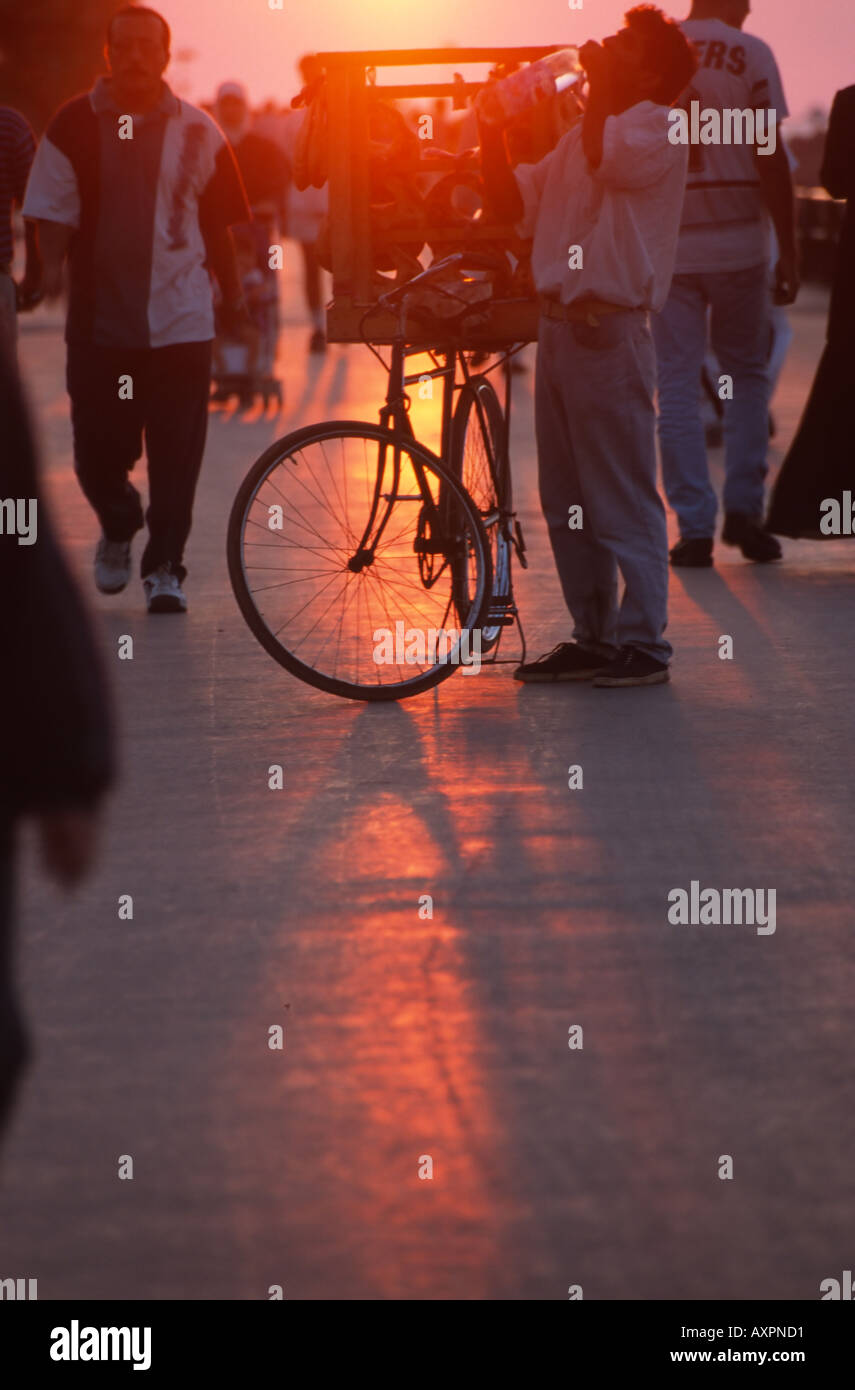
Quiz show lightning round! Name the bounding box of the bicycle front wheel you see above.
[227,421,492,701]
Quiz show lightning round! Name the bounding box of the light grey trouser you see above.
[535,310,672,664]
[652,264,771,538]
[0,272,17,362]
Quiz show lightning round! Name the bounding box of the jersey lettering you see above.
[693,40,748,78]
[705,40,727,70]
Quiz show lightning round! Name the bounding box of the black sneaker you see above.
[721,511,782,563]
[670,537,713,568]
[592,646,670,687]
[514,642,606,683]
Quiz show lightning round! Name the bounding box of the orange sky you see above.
[162,0,853,124]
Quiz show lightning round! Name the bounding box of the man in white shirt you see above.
[481,6,697,686]
[652,0,799,567]
[22,6,250,614]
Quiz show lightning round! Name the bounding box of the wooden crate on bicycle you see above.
[293,46,580,347]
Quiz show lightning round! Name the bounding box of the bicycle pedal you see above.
[486,599,517,626]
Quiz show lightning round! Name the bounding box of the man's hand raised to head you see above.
[477,116,524,226]
[579,41,606,80]
[579,42,614,169]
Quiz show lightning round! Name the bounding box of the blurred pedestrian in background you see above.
[212,80,287,405]
[214,81,287,230]
[0,105,42,361]
[256,56,330,354]
[766,82,855,539]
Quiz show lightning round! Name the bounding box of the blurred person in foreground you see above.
[766,85,855,540]
[22,5,250,615]
[0,345,114,1144]
[481,6,697,688]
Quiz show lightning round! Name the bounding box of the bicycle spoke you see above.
[250,483,350,557]
[366,560,446,633]
[231,425,489,697]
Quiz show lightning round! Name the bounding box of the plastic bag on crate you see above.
[406,251,512,323]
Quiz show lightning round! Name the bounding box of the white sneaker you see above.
[143,563,187,613]
[94,536,132,593]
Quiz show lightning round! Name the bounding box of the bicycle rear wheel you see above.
[450,374,513,651]
[227,421,492,701]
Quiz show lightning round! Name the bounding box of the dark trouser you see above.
[0,269,17,361]
[0,819,29,1143]
[66,339,213,581]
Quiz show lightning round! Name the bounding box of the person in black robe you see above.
[766,86,855,538]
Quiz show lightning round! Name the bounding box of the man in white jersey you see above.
[652,0,798,566]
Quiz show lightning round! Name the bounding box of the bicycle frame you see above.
[343,253,528,664]
[347,290,512,583]
[227,266,529,701]
[344,358,467,612]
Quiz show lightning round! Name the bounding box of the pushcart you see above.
[227,46,576,700]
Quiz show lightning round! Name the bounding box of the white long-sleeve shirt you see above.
[513,100,689,312]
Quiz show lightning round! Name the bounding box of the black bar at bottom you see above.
[4,1300,852,1378]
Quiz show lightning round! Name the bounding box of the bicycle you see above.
[227,252,529,701]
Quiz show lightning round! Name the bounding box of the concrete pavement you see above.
[1,255,853,1299]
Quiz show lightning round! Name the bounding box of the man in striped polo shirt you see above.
[23,5,250,612]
